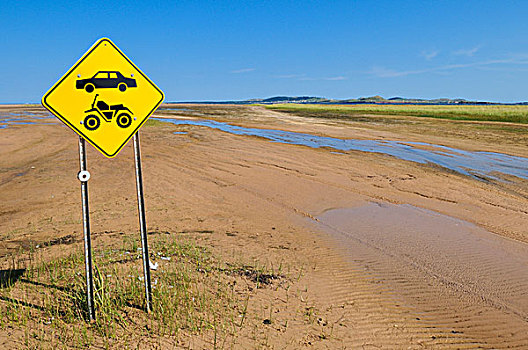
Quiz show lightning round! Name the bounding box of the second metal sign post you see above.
[133,132,153,313]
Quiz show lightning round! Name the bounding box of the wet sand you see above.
[155,117,528,181]
[314,203,528,346]
[1,104,528,347]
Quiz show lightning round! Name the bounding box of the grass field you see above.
[266,104,528,124]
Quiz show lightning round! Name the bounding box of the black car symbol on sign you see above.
[76,71,137,93]
[83,94,133,131]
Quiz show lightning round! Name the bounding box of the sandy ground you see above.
[1,104,528,348]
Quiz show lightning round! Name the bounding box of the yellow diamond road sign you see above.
[42,38,164,158]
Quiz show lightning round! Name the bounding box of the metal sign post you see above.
[133,132,152,312]
[78,136,96,321]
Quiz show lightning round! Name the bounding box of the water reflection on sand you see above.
[155,117,528,181]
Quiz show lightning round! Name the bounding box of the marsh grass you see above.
[0,233,281,349]
[267,104,528,124]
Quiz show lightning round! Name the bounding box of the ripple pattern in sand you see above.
[312,202,528,347]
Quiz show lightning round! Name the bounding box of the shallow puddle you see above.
[0,112,54,129]
[156,107,193,112]
[316,203,528,319]
[155,118,528,180]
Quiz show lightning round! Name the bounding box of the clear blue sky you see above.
[2,0,528,103]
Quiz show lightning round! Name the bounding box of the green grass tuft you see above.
[0,233,278,348]
[144,118,165,127]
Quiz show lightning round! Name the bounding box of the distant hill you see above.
[246,96,332,104]
[245,95,505,105]
[174,95,526,105]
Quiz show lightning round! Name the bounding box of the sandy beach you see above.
[1,104,528,348]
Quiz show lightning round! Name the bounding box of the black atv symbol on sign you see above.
[83,94,133,131]
[76,71,137,93]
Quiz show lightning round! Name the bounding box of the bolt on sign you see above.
[42,38,164,157]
